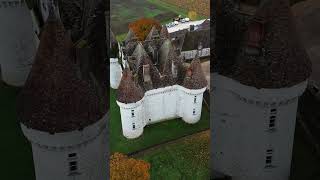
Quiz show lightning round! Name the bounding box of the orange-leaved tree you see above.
[110,152,151,180]
[128,18,161,41]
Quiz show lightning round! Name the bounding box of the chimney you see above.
[172,61,178,79]
[143,64,151,82]
[190,25,195,31]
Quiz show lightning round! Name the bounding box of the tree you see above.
[110,152,151,180]
[128,18,161,41]
[188,10,198,21]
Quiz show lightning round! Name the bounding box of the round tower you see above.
[110,58,122,89]
[116,68,145,139]
[17,5,108,180]
[0,0,37,86]
[212,0,312,179]
[110,30,122,89]
[181,57,207,124]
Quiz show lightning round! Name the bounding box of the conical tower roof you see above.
[17,4,105,133]
[125,28,138,44]
[183,57,207,89]
[232,0,312,88]
[132,42,148,66]
[117,68,144,103]
[145,26,160,41]
[160,26,169,39]
[136,55,162,89]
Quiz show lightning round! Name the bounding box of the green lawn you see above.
[140,131,210,180]
[111,0,179,35]
[109,88,210,154]
[0,84,35,180]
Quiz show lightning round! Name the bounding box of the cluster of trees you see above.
[128,18,161,41]
[110,153,151,180]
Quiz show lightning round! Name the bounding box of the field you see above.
[138,131,210,179]
[111,0,181,35]
[111,0,208,38]
[160,0,210,17]
[109,88,210,154]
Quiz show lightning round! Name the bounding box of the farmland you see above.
[110,0,199,36]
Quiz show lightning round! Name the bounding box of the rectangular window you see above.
[67,153,79,176]
[193,109,196,115]
[133,123,136,130]
[69,161,78,172]
[131,110,135,117]
[268,109,277,131]
[194,96,197,104]
[265,149,274,168]
[68,153,77,158]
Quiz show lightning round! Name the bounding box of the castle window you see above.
[194,96,197,104]
[265,149,274,168]
[268,108,277,131]
[131,110,135,117]
[132,123,136,130]
[67,153,79,175]
[69,161,78,172]
[68,153,77,158]
[193,109,196,115]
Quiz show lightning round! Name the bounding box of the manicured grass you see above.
[140,131,210,179]
[109,88,210,154]
[0,84,35,180]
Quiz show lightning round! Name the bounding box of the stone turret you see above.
[212,1,312,179]
[0,0,38,86]
[17,3,108,179]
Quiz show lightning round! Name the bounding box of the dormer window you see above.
[247,21,264,48]
[245,20,265,55]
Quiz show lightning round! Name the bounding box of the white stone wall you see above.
[0,0,37,86]
[117,85,207,139]
[110,58,122,89]
[181,48,210,60]
[117,100,144,139]
[39,0,49,22]
[21,113,108,180]
[212,73,307,180]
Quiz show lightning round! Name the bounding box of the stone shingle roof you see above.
[137,55,162,90]
[145,26,160,41]
[160,26,169,39]
[17,10,105,133]
[118,22,207,95]
[182,29,210,51]
[117,68,144,103]
[183,56,208,89]
[217,0,311,88]
[233,0,312,88]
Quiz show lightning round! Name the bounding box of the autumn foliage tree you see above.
[188,10,198,21]
[129,18,161,41]
[110,152,151,180]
